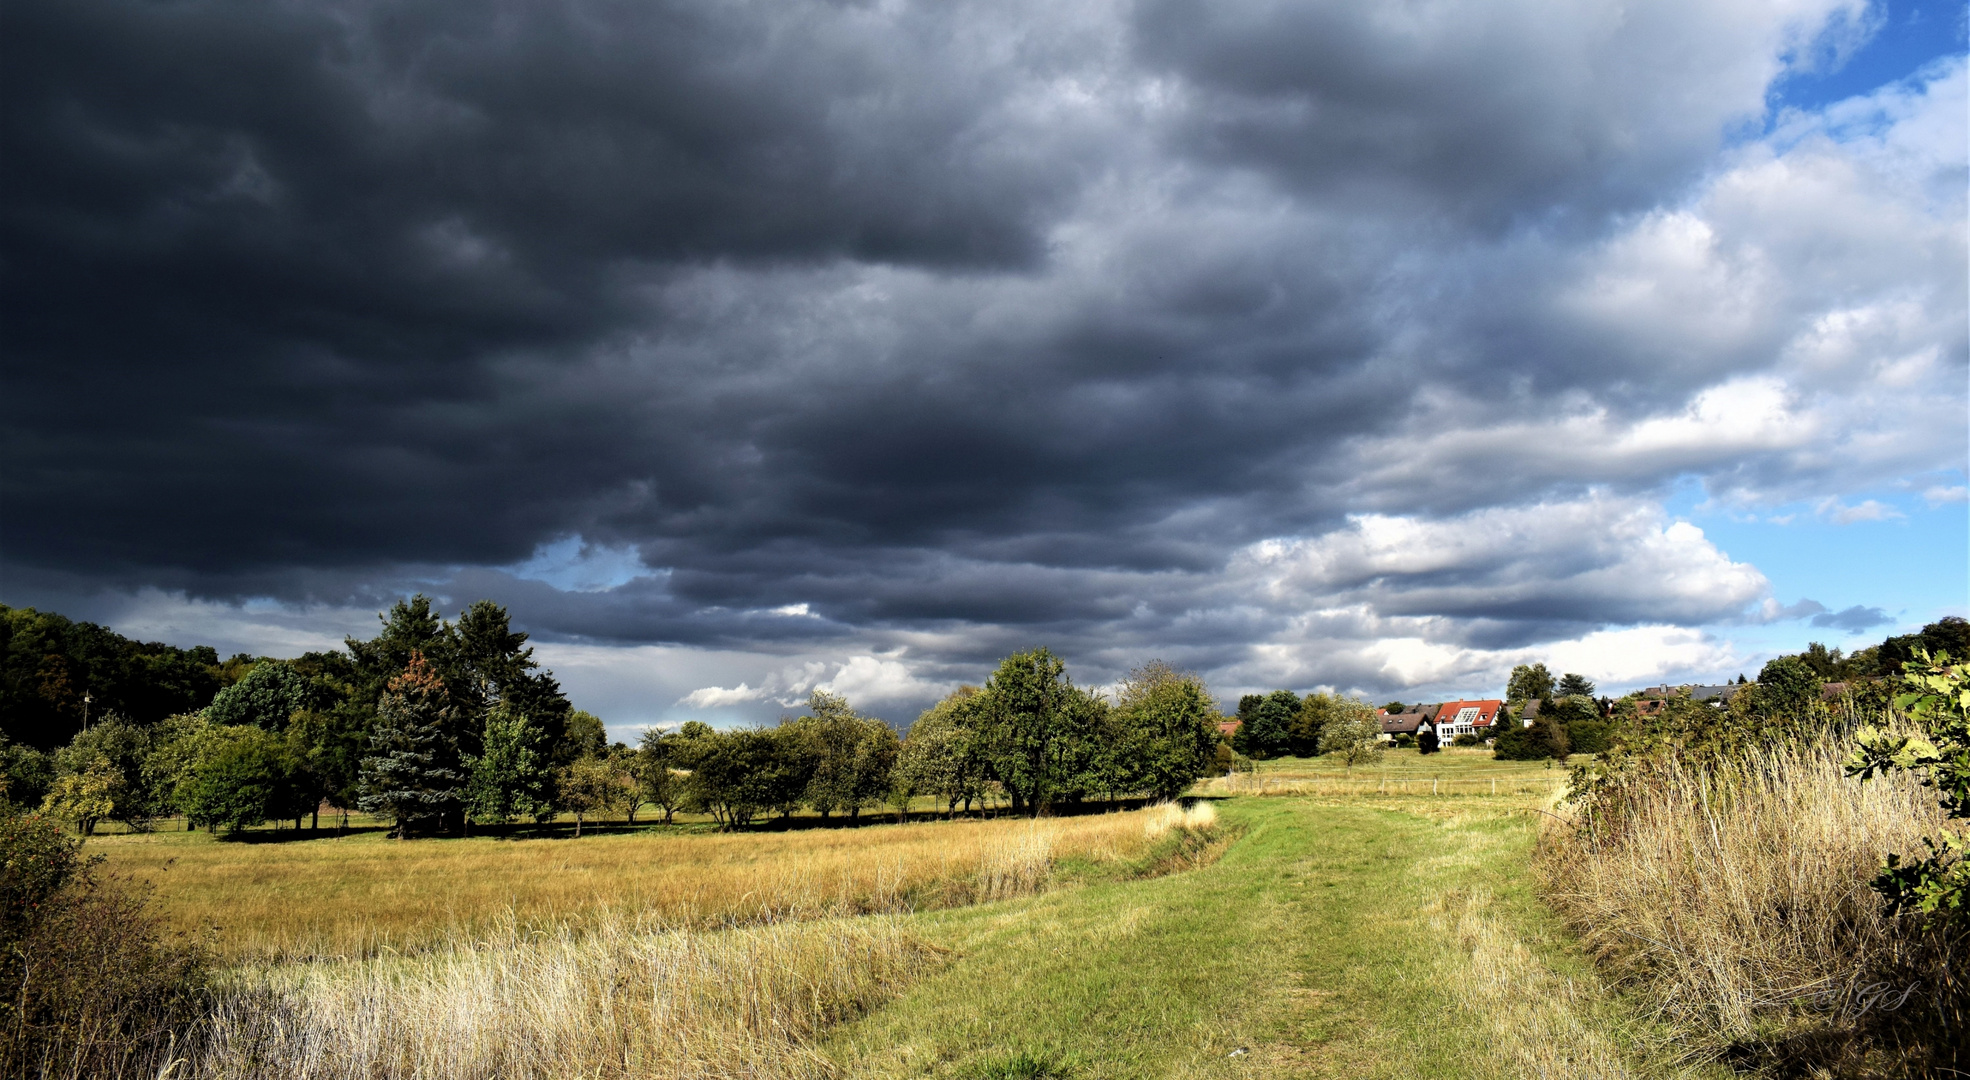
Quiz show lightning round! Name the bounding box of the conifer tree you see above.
[358,652,463,837]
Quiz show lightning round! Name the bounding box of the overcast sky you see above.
[3,0,1964,736]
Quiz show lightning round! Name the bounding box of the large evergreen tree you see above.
[358,652,464,838]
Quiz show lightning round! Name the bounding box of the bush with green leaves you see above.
[1847,648,1970,920]
[51,715,163,829]
[897,688,990,817]
[1232,689,1300,758]
[796,691,895,821]
[1316,701,1384,769]
[635,728,691,823]
[39,756,121,835]
[0,805,206,1077]
[464,703,555,827]
[175,725,294,834]
[555,754,631,837]
[0,737,53,811]
[204,660,312,729]
[1105,661,1221,801]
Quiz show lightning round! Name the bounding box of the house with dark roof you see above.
[1641,683,1744,707]
[1377,708,1435,742]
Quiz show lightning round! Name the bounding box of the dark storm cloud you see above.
[2,0,1958,701]
[2,0,1106,572]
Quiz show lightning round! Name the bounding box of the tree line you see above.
[630,651,1226,831]
[1223,689,1384,763]
[7,596,605,836]
[1492,616,1970,762]
[5,603,1233,835]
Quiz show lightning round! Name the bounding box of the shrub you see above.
[1316,701,1384,768]
[1452,732,1482,748]
[1493,714,1566,759]
[1548,654,1967,1075]
[1848,649,1970,922]
[1565,719,1613,756]
[0,807,207,1078]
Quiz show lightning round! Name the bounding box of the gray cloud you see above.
[2,0,1961,712]
[1811,604,1894,632]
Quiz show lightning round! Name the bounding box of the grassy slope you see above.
[831,796,1713,1080]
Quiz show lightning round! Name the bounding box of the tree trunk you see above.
[311,807,319,831]
[574,812,583,838]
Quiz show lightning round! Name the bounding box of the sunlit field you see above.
[1196,746,1577,799]
[92,804,1193,961]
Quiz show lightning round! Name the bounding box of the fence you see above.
[1199,774,1567,798]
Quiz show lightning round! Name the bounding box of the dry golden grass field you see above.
[92,806,1181,961]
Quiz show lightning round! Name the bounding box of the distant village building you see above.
[1377,700,1501,743]
[1433,699,1503,741]
[1640,683,1744,707]
[1377,709,1434,742]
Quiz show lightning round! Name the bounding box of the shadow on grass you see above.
[201,795,1178,843]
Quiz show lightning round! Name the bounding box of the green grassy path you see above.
[830,797,1695,1080]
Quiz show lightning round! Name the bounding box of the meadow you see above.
[1199,746,1573,798]
[57,742,1949,1079]
[93,804,1188,961]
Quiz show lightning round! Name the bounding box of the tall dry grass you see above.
[108,810,1200,1080]
[1540,730,1963,1073]
[177,914,943,1080]
[96,809,1161,961]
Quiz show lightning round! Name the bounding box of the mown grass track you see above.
[832,797,1715,1080]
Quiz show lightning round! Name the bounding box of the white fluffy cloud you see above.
[677,652,953,714]
[1233,492,1769,627]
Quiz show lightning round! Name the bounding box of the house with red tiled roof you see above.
[1218,718,1242,738]
[1431,699,1503,742]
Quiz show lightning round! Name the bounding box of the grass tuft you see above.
[1540,730,1964,1074]
[961,1051,1076,1080]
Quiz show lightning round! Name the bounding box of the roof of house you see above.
[1378,710,1432,735]
[1434,699,1504,727]
[1217,719,1242,737]
[1640,683,1745,703]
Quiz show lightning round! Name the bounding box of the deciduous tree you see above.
[1507,663,1556,705]
[205,661,312,730]
[464,703,555,827]
[1109,661,1220,801]
[1317,701,1384,770]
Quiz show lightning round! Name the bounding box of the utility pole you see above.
[81,690,93,731]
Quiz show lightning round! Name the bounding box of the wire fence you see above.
[1198,774,1568,798]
